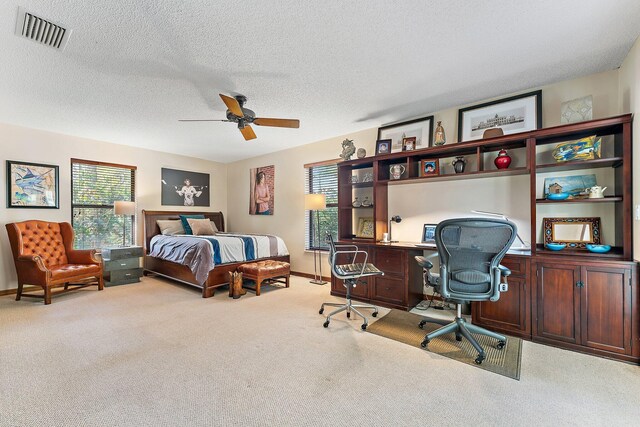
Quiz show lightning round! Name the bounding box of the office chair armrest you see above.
[414,256,433,270]
[497,264,511,277]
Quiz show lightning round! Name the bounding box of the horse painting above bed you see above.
[142,210,290,297]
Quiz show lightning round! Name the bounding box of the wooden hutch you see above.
[332,114,638,363]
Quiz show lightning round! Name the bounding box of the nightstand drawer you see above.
[105,268,143,283]
[104,257,140,271]
[102,246,143,261]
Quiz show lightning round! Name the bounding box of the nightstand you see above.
[101,246,143,286]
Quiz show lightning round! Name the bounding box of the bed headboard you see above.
[142,210,225,253]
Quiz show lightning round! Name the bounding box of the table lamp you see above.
[114,201,135,247]
[388,215,402,243]
[305,194,327,284]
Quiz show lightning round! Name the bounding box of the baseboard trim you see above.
[0,285,41,297]
[290,271,331,282]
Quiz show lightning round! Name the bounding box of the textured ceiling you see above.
[1,1,639,163]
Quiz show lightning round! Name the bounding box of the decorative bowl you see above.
[546,192,570,200]
[545,243,566,251]
[586,244,611,253]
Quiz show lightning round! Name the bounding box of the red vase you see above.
[494,149,512,169]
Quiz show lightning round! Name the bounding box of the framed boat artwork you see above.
[552,135,602,162]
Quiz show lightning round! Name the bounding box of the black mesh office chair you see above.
[414,218,516,364]
[319,234,384,330]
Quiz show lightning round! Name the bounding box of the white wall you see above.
[619,36,640,261]
[227,69,622,276]
[0,123,227,292]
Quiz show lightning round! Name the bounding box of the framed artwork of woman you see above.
[249,165,275,215]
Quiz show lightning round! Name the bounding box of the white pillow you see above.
[187,218,217,236]
[210,220,219,233]
[156,219,185,236]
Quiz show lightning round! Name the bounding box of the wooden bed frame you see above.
[142,210,290,297]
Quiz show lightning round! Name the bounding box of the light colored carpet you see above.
[367,309,522,379]
[1,276,639,426]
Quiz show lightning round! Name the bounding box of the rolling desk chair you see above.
[319,234,384,330]
[414,218,516,364]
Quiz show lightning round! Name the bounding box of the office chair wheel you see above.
[418,320,426,329]
[455,333,462,342]
[497,340,506,350]
[372,312,378,317]
[475,354,485,365]
[420,338,430,348]
[319,308,324,315]
[323,321,330,328]
[347,312,351,318]
[361,323,367,331]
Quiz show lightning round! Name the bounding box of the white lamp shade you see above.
[305,193,326,210]
[114,201,136,216]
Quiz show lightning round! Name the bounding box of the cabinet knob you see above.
[576,281,584,288]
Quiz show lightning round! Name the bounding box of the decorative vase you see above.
[361,196,372,207]
[357,148,366,159]
[352,197,361,208]
[389,164,406,180]
[494,149,512,169]
[452,156,466,173]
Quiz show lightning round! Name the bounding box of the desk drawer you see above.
[375,248,404,276]
[373,277,404,304]
[501,256,527,276]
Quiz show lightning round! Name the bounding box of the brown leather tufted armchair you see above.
[6,220,104,304]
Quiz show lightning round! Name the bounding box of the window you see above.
[71,159,136,249]
[305,161,338,250]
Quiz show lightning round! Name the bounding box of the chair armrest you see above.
[498,264,511,277]
[17,255,49,272]
[66,249,100,265]
[414,256,433,270]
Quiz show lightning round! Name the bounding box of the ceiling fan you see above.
[179,94,300,141]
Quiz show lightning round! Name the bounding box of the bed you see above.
[142,210,290,297]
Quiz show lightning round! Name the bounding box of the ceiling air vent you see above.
[14,7,71,50]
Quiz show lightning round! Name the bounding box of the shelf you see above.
[340,206,374,210]
[536,157,623,172]
[535,244,624,259]
[381,167,529,184]
[341,182,374,188]
[536,196,622,204]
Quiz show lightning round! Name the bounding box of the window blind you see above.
[71,159,136,249]
[304,162,338,250]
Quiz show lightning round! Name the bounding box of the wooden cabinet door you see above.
[536,263,581,344]
[580,266,631,355]
[473,276,529,336]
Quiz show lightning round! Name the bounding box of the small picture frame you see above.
[402,137,416,151]
[375,139,391,156]
[422,224,437,243]
[419,159,440,177]
[356,217,375,238]
[7,160,59,208]
[377,116,434,153]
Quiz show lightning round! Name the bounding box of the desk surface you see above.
[365,241,532,257]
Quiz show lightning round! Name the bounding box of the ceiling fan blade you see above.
[178,119,229,122]
[253,118,300,128]
[219,94,244,117]
[239,125,257,141]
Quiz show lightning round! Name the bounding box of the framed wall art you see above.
[250,165,275,215]
[377,115,434,153]
[6,160,59,208]
[161,168,210,207]
[457,90,542,142]
[543,217,601,248]
[356,217,374,238]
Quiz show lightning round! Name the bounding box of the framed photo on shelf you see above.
[6,160,59,208]
[377,115,434,153]
[402,137,416,151]
[457,90,542,142]
[543,217,601,248]
[419,159,440,177]
[375,139,392,156]
[356,217,375,238]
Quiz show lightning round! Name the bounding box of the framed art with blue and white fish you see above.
[7,160,59,208]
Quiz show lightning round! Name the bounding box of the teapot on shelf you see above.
[586,185,607,199]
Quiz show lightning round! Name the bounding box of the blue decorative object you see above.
[545,243,566,251]
[546,192,570,200]
[586,244,611,253]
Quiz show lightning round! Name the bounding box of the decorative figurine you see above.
[452,156,466,173]
[494,149,512,169]
[352,197,362,207]
[357,148,366,159]
[339,138,356,161]
[434,121,446,146]
[361,197,372,207]
[548,183,564,194]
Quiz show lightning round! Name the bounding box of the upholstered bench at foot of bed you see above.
[237,260,290,296]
